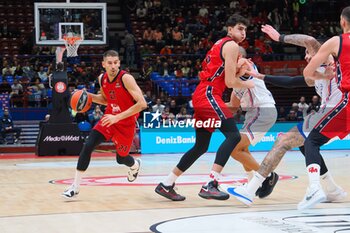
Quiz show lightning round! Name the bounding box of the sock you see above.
[163,172,178,186]
[130,158,139,170]
[320,172,338,192]
[246,170,255,182]
[307,164,321,188]
[246,172,265,196]
[205,170,220,185]
[73,170,83,189]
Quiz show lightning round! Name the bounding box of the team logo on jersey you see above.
[144,110,162,128]
[115,81,121,88]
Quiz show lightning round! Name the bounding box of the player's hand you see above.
[323,65,336,80]
[261,24,280,42]
[101,114,120,127]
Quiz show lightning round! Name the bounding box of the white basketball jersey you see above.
[314,67,342,107]
[233,66,275,109]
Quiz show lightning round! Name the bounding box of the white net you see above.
[63,35,82,57]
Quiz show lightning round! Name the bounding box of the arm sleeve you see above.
[264,75,308,88]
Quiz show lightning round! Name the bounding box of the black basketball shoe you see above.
[256,172,279,198]
[198,180,229,200]
[155,183,186,201]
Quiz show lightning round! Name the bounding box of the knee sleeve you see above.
[116,154,135,167]
[215,118,241,167]
[176,128,212,172]
[304,129,330,167]
[77,130,105,171]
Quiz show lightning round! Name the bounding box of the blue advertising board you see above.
[140,122,350,154]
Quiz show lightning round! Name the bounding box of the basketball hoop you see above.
[63,34,82,57]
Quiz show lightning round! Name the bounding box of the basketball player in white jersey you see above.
[228,47,278,198]
[221,24,347,207]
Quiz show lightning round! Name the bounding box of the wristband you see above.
[279,34,285,43]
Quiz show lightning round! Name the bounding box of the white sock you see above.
[130,158,139,170]
[321,172,338,192]
[73,170,83,189]
[246,170,255,182]
[307,164,321,188]
[163,172,178,186]
[205,170,220,185]
[246,172,265,196]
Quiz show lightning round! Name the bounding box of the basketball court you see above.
[0,150,349,233]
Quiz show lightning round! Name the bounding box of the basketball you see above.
[70,90,92,113]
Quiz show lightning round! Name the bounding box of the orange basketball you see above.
[70,90,92,113]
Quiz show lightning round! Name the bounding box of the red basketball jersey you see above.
[336,33,350,92]
[197,36,234,95]
[100,70,139,122]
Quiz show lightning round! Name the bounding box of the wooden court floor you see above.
[0,150,349,233]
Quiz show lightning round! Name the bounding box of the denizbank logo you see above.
[143,110,222,129]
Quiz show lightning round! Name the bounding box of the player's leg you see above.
[114,123,141,182]
[298,128,329,210]
[198,117,241,200]
[155,127,212,201]
[230,134,259,172]
[62,129,106,199]
[225,126,304,205]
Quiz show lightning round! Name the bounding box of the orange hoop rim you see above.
[63,36,82,45]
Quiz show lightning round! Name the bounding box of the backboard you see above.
[34,2,107,46]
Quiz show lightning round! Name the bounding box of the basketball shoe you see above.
[255,172,279,198]
[298,184,327,210]
[221,183,253,206]
[198,180,229,200]
[325,186,347,202]
[62,184,79,199]
[155,183,186,201]
[127,158,141,182]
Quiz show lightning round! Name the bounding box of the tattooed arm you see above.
[261,24,321,56]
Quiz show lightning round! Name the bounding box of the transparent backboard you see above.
[34,2,107,45]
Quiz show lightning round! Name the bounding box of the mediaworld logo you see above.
[43,135,80,142]
[143,110,221,129]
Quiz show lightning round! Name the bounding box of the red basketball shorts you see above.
[94,120,136,156]
[192,86,233,132]
[314,92,350,139]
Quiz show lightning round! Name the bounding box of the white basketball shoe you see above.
[127,158,141,182]
[62,184,79,199]
[325,186,347,202]
[298,184,326,210]
[220,183,253,206]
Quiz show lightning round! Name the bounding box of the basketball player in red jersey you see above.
[298,6,350,210]
[62,50,147,199]
[155,15,255,201]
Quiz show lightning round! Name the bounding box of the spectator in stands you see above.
[0,78,11,94]
[109,32,122,52]
[143,90,153,107]
[152,98,165,112]
[89,105,104,126]
[13,63,24,77]
[160,45,172,55]
[161,106,171,123]
[2,64,13,76]
[291,103,304,121]
[174,65,184,78]
[143,27,154,45]
[286,110,299,122]
[28,77,45,107]
[169,99,179,115]
[159,62,171,77]
[277,106,287,121]
[123,30,136,68]
[75,111,89,123]
[172,26,183,46]
[37,66,48,83]
[10,79,23,107]
[268,8,282,31]
[176,107,191,122]
[298,96,309,117]
[1,109,21,144]
[307,95,321,114]
[136,5,147,18]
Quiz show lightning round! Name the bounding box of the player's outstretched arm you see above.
[261,24,321,55]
